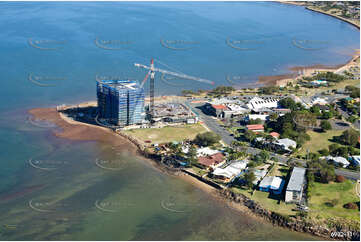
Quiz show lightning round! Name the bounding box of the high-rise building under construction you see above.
[96,80,145,126]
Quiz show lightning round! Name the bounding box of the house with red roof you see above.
[246,124,264,132]
[198,153,225,168]
[270,132,280,139]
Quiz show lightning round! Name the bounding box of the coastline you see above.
[277,1,360,29]
[257,51,360,87]
[28,106,354,240]
[257,1,360,87]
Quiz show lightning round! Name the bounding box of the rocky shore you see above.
[219,189,360,241]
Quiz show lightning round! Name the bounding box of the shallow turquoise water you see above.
[0,1,358,240]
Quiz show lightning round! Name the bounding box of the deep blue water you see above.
[0,2,358,240]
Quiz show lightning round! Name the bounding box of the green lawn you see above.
[308,180,360,226]
[298,129,344,156]
[124,123,207,145]
[231,187,297,217]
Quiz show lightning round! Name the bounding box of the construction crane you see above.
[134,58,214,117]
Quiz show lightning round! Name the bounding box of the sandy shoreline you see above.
[257,51,360,87]
[256,1,360,87]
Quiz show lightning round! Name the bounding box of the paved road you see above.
[187,100,360,180]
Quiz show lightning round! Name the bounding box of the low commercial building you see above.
[246,97,279,111]
[259,176,285,195]
[285,167,306,203]
[246,114,269,122]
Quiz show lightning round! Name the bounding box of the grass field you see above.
[297,129,344,156]
[231,187,297,217]
[124,123,207,144]
[308,180,360,225]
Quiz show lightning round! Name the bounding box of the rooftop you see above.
[198,153,225,167]
[286,167,306,192]
[246,124,264,130]
[259,176,283,190]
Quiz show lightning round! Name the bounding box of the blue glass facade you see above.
[96,80,145,126]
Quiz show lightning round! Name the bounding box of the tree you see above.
[244,130,256,142]
[187,145,198,165]
[193,132,221,147]
[268,112,279,121]
[319,165,335,183]
[335,175,346,183]
[243,171,255,188]
[322,111,333,120]
[279,97,298,111]
[259,150,270,162]
[339,129,359,146]
[320,120,332,132]
[318,148,329,156]
[328,144,340,155]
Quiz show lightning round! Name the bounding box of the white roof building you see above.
[326,156,350,168]
[252,169,267,185]
[273,138,297,151]
[349,156,360,166]
[248,114,269,121]
[246,97,279,111]
[196,147,220,157]
[213,160,248,179]
[259,176,283,190]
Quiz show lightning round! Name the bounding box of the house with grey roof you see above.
[285,167,306,203]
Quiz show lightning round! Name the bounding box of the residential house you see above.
[269,132,280,139]
[196,147,220,157]
[349,156,360,166]
[285,167,306,203]
[213,160,248,181]
[259,176,285,195]
[326,156,350,168]
[252,169,267,185]
[198,153,225,168]
[272,138,297,152]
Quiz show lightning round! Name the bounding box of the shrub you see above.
[343,202,358,209]
[335,175,346,183]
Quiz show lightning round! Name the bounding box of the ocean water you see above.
[0,1,358,240]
